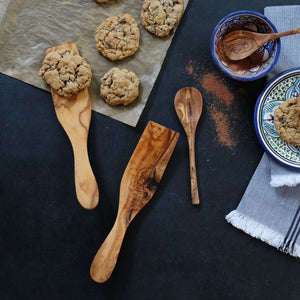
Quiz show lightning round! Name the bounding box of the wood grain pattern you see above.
[174,87,203,205]
[45,43,99,209]
[90,121,179,283]
[223,28,300,60]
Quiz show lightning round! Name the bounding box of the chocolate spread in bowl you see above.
[216,23,265,72]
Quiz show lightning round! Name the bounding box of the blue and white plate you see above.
[254,68,300,170]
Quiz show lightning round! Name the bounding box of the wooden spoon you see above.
[45,43,99,210]
[90,121,179,283]
[174,87,203,205]
[222,28,300,61]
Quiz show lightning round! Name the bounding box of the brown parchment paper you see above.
[0,0,189,127]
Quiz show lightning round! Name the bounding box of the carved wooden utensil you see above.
[44,43,99,209]
[90,121,179,283]
[174,87,203,205]
[222,28,300,60]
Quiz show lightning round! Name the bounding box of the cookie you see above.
[274,96,300,146]
[94,0,109,3]
[100,67,140,106]
[95,14,140,61]
[140,0,184,37]
[38,49,92,97]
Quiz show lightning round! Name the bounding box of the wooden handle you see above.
[187,133,200,205]
[273,28,300,39]
[72,141,99,209]
[90,213,127,283]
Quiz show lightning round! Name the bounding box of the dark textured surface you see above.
[1,1,300,299]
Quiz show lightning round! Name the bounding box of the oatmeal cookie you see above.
[100,67,140,106]
[38,49,92,97]
[274,96,300,146]
[95,14,140,61]
[140,0,184,37]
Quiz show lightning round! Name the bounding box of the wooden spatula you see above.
[44,43,99,210]
[90,121,179,283]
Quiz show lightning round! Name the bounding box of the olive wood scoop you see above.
[223,28,300,61]
[90,121,179,283]
[174,87,203,205]
[44,43,99,210]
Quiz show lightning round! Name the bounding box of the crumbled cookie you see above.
[274,96,300,146]
[38,49,92,97]
[95,14,140,61]
[100,67,140,106]
[140,0,184,37]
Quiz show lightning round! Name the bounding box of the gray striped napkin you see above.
[0,0,10,23]
[226,5,300,257]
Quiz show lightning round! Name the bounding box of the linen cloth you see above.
[0,0,10,22]
[226,5,300,257]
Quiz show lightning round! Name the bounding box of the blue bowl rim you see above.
[210,10,281,81]
[254,67,300,171]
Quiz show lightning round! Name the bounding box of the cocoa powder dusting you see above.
[208,104,237,149]
[185,60,201,83]
[185,60,238,149]
[186,60,194,76]
[201,73,234,108]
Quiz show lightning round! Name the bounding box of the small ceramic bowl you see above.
[211,10,281,81]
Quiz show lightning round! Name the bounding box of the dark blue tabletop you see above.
[1,0,300,299]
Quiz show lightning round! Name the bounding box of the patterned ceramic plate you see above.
[254,68,300,170]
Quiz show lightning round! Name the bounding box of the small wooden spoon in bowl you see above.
[174,87,203,205]
[222,28,300,61]
[44,43,99,210]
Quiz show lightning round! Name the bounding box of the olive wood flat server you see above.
[44,43,99,210]
[90,121,179,283]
